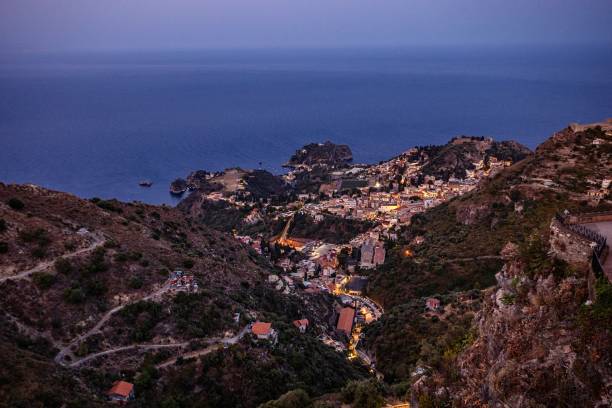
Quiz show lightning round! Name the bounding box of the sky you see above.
[0,0,611,52]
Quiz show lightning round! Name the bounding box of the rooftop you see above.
[252,321,273,336]
[107,381,134,398]
[337,307,355,335]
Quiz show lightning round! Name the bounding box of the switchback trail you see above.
[0,234,105,283]
[55,282,172,365]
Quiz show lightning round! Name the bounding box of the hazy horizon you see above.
[1,0,611,53]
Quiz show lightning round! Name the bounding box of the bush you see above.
[84,280,107,296]
[63,287,85,304]
[19,228,51,246]
[182,259,195,269]
[94,199,122,213]
[0,218,6,232]
[84,247,108,274]
[7,198,24,210]
[32,272,56,290]
[260,389,312,408]
[31,247,47,259]
[341,380,385,408]
[0,242,8,254]
[55,258,73,274]
[128,276,144,289]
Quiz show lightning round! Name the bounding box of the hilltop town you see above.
[0,121,611,407]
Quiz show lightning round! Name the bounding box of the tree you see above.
[259,389,312,408]
[7,198,24,210]
[342,380,385,408]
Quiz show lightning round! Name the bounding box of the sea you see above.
[1,46,611,204]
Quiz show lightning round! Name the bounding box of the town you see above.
[221,137,522,371]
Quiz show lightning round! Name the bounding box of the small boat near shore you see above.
[139,180,153,187]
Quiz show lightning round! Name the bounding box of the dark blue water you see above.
[1,47,611,204]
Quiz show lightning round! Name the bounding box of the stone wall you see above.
[567,211,612,224]
[549,218,594,271]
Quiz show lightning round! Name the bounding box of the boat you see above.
[139,180,153,187]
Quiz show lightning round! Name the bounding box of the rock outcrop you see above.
[446,242,611,407]
[285,141,353,168]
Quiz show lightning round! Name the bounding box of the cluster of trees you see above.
[172,291,234,338]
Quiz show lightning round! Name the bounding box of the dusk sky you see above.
[1,0,611,52]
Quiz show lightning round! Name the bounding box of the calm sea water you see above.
[1,47,611,204]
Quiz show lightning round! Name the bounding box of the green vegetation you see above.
[128,275,145,289]
[114,251,143,262]
[173,292,233,338]
[500,293,516,305]
[341,379,386,408]
[19,228,51,247]
[91,198,123,213]
[32,272,56,290]
[363,292,480,382]
[139,331,366,408]
[84,247,108,274]
[63,287,86,304]
[7,198,25,210]
[259,389,312,408]
[54,258,73,274]
[287,212,373,244]
[119,301,164,342]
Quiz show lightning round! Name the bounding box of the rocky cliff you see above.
[285,141,353,168]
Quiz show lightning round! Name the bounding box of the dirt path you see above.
[69,342,189,368]
[55,282,172,365]
[0,234,105,283]
[155,325,251,369]
[442,255,502,264]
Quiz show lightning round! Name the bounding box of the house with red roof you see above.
[251,321,277,343]
[292,319,309,333]
[107,380,135,403]
[425,298,441,311]
[336,307,355,337]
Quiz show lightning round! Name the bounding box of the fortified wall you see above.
[549,218,596,270]
[549,211,611,300]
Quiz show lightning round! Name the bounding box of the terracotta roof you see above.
[252,321,272,336]
[107,380,134,398]
[293,319,309,328]
[337,307,355,335]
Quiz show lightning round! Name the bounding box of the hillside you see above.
[0,184,365,407]
[368,125,611,308]
[363,122,612,406]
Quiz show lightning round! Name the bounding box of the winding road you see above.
[70,342,189,367]
[67,325,251,369]
[155,325,251,369]
[0,233,105,283]
[55,282,172,365]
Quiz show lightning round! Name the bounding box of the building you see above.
[372,242,386,265]
[360,239,385,268]
[251,321,277,342]
[293,319,309,333]
[107,380,135,403]
[360,240,375,267]
[425,298,441,311]
[337,307,356,337]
